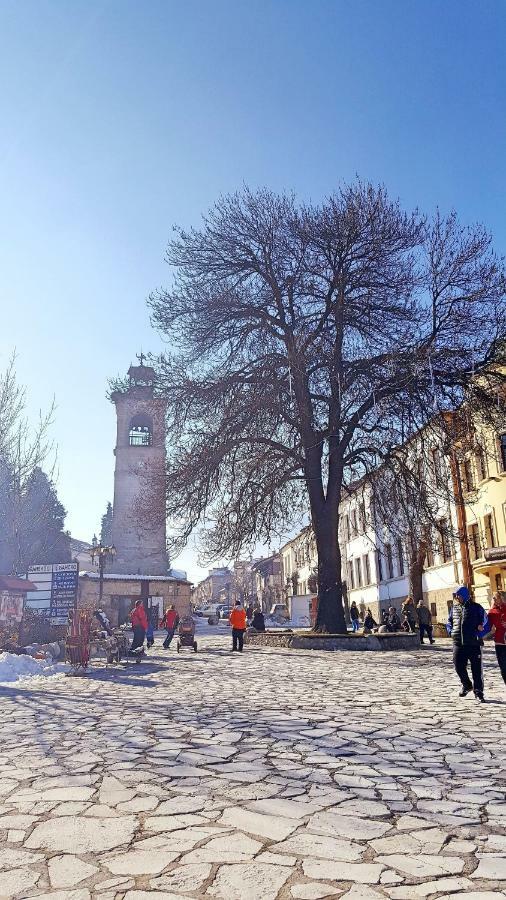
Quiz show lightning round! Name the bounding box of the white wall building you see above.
[279,526,318,599]
[339,438,465,623]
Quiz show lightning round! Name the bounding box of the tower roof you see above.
[127,364,156,386]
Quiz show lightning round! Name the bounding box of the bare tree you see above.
[0,354,56,573]
[149,184,505,632]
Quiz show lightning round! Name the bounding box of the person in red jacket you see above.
[130,599,148,650]
[487,592,506,686]
[162,604,180,649]
[229,601,247,652]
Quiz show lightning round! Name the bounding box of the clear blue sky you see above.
[1,0,505,583]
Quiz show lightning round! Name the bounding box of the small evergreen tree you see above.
[100,502,113,545]
[16,467,70,570]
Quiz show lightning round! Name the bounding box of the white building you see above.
[279,526,318,600]
[191,567,233,607]
[339,439,465,623]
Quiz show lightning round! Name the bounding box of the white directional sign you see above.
[26,562,79,625]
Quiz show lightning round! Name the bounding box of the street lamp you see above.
[90,542,117,604]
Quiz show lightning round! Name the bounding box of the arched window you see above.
[129,415,153,446]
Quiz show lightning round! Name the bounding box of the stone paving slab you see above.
[0,631,505,899]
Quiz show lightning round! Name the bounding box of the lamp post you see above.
[90,542,117,604]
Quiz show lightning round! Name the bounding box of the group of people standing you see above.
[349,596,434,643]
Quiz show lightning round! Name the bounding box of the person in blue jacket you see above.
[447,586,488,702]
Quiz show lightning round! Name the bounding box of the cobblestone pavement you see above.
[1,626,505,900]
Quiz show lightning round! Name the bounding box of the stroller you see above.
[177,616,198,653]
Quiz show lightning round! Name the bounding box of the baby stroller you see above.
[177,616,197,652]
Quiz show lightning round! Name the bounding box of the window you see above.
[363,553,371,585]
[484,513,496,549]
[347,561,355,590]
[385,543,394,579]
[430,602,437,619]
[128,415,153,446]
[500,433,506,472]
[495,573,503,591]
[377,551,383,582]
[475,445,488,482]
[467,523,481,561]
[396,539,404,576]
[354,557,362,588]
[462,457,475,492]
[437,518,452,563]
[350,510,357,538]
[342,514,350,542]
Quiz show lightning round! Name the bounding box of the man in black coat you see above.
[447,586,487,702]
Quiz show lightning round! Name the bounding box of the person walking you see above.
[447,586,487,702]
[161,604,180,649]
[486,592,506,686]
[401,597,418,633]
[349,601,360,632]
[130,599,148,651]
[251,607,265,631]
[417,601,435,644]
[229,600,247,651]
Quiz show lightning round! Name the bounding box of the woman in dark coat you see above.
[363,608,378,633]
[251,609,265,631]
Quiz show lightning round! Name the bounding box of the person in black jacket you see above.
[363,609,378,634]
[447,586,487,702]
[250,608,265,632]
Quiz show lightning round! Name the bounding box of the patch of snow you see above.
[0,652,68,684]
[263,618,311,630]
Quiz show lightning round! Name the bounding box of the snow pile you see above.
[263,617,311,629]
[0,652,68,684]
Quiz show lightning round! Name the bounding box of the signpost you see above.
[26,563,79,626]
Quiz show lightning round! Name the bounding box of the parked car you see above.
[200,603,221,617]
[216,604,232,619]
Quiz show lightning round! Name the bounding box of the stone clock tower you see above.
[110,358,167,575]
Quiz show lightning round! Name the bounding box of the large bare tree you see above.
[149,183,505,632]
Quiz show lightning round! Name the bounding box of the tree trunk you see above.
[313,518,347,633]
[408,538,426,606]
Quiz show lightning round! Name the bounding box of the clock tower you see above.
[110,358,167,575]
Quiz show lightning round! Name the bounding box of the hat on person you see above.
[454,586,470,602]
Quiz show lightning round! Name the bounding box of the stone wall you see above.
[245,630,420,651]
